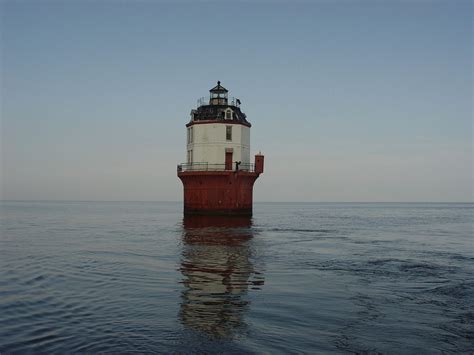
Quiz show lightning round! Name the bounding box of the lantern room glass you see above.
[210,92,228,105]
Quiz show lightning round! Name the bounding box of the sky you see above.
[1,0,472,202]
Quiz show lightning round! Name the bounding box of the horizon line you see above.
[1,200,472,204]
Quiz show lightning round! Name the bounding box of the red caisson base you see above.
[178,171,261,216]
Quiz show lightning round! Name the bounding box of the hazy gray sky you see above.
[1,0,472,202]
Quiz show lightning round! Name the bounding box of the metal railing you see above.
[196,97,241,108]
[177,162,255,172]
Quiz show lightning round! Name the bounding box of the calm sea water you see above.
[0,201,472,354]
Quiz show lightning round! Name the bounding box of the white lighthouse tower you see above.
[186,82,251,171]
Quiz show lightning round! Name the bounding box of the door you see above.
[225,151,233,170]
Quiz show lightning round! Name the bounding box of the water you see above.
[0,201,472,354]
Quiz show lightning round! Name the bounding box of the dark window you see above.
[187,127,193,143]
[226,126,232,141]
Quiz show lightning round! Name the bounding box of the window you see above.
[187,127,193,144]
[225,109,232,119]
[226,126,232,141]
[187,149,193,163]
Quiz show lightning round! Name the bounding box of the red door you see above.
[225,152,233,170]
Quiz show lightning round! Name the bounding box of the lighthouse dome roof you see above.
[209,81,228,93]
[190,105,250,127]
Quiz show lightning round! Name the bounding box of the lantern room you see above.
[209,81,228,105]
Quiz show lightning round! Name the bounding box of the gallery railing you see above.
[196,97,242,108]
[177,162,255,172]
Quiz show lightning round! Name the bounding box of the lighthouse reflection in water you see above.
[179,216,264,338]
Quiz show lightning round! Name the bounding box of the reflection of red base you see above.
[178,171,260,216]
[183,215,252,229]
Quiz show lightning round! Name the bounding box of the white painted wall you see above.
[186,123,250,167]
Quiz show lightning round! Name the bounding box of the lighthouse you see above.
[177,82,264,216]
